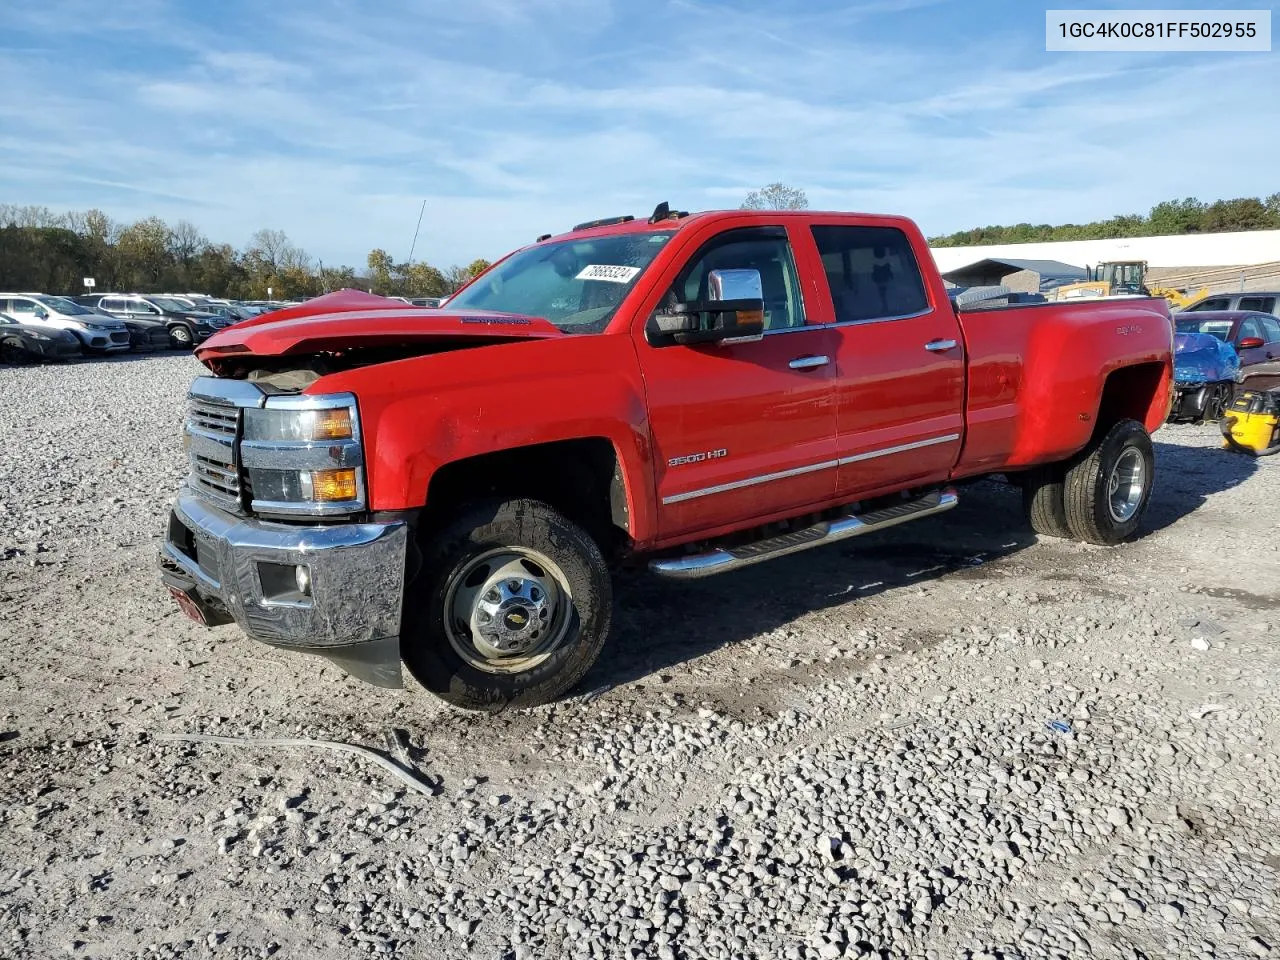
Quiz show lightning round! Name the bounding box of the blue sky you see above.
[1,0,1277,269]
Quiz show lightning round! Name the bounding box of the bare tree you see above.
[170,220,207,266]
[246,228,292,273]
[741,183,809,211]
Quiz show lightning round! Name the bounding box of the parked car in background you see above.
[81,294,223,349]
[1174,310,1280,403]
[71,297,173,352]
[0,293,131,353]
[0,311,82,363]
[1181,291,1280,320]
[1169,331,1240,422]
[193,302,252,325]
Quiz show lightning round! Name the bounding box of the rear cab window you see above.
[810,225,929,323]
[1189,297,1231,312]
[1239,296,1276,314]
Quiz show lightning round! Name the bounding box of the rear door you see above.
[124,297,161,319]
[638,223,838,539]
[809,222,966,499]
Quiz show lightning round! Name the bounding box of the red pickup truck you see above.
[160,205,1174,710]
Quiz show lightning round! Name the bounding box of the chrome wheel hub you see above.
[443,549,573,674]
[475,575,550,655]
[1107,447,1145,523]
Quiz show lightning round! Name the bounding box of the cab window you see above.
[811,225,929,323]
[1239,296,1276,314]
[674,228,805,331]
[1188,297,1230,312]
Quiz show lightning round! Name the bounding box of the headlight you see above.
[78,321,107,331]
[240,394,365,517]
[27,331,53,341]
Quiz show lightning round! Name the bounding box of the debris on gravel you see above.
[1,355,1278,959]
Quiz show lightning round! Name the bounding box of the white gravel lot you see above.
[1,353,1278,960]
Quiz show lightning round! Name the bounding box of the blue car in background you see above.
[1169,309,1280,421]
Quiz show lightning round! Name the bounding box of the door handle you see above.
[789,355,831,370]
[925,339,958,352]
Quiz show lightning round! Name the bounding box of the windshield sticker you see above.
[576,264,642,284]
[458,316,533,325]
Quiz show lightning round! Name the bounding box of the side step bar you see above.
[649,487,959,580]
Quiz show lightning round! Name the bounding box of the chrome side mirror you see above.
[708,268,763,303]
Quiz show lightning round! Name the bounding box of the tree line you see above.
[929,192,1280,247]
[0,204,491,300]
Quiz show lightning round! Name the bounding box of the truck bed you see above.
[952,296,1174,477]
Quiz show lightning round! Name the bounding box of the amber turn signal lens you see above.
[310,408,353,441]
[308,468,358,502]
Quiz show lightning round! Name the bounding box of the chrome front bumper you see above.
[159,487,409,687]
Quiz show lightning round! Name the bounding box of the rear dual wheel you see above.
[1022,419,1155,545]
[401,499,612,711]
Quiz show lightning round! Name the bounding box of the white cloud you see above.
[0,0,1276,268]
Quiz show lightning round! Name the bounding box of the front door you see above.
[807,222,966,499]
[638,225,838,539]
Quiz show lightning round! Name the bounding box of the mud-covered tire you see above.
[1022,465,1072,539]
[402,499,612,711]
[1062,419,1155,545]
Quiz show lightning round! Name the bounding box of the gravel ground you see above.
[1,354,1278,960]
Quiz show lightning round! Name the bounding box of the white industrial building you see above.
[929,228,1280,271]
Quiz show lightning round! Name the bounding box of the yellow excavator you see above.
[1047,260,1208,309]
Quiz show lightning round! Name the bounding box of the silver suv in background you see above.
[87,294,223,348]
[0,294,131,353]
[1181,291,1280,319]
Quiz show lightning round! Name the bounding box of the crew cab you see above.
[159,205,1174,711]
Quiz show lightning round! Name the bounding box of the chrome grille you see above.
[186,397,243,512]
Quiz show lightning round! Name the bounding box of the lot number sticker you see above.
[576,264,641,284]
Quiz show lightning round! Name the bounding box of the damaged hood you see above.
[194,288,564,362]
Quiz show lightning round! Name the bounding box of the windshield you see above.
[446,230,676,332]
[0,313,15,325]
[152,297,194,312]
[1175,317,1234,341]
[36,295,93,315]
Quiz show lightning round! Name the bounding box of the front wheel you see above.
[402,499,612,711]
[1062,419,1155,545]
[1203,383,1232,423]
[0,339,31,365]
[169,324,194,349]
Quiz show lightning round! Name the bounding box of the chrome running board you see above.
[648,487,959,580]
